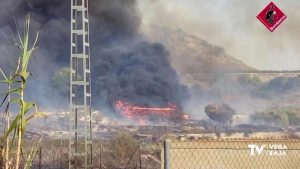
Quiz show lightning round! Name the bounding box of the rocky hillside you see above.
[140,25,257,88]
[140,25,300,110]
[141,25,255,74]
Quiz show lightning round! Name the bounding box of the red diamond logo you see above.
[257,2,287,32]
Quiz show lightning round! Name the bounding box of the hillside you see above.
[140,25,300,112]
[140,25,256,83]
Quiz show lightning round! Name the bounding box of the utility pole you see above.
[69,0,92,168]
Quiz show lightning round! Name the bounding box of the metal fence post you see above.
[60,139,62,169]
[164,140,170,169]
[0,144,4,169]
[39,147,42,169]
[99,145,102,169]
[139,145,142,169]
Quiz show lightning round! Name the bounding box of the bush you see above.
[251,108,293,127]
[110,133,138,163]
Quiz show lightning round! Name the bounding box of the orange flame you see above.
[115,100,177,119]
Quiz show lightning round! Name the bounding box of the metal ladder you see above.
[69,0,92,168]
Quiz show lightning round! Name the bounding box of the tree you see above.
[250,108,293,127]
[205,103,236,126]
[287,111,300,126]
[51,67,70,97]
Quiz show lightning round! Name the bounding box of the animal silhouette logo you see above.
[265,5,277,24]
[257,2,287,32]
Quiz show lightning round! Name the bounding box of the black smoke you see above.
[0,0,188,113]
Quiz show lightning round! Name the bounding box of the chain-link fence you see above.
[92,140,161,169]
[1,138,162,169]
[2,138,300,169]
[3,140,70,169]
[165,138,300,169]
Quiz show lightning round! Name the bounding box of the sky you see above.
[138,0,300,70]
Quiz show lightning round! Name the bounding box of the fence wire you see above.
[1,138,300,169]
[0,139,162,169]
[167,139,300,169]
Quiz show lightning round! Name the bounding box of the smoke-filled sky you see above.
[0,0,299,117]
[138,0,300,70]
[0,0,187,112]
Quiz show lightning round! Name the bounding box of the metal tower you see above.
[69,0,92,168]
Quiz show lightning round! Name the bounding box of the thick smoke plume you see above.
[0,0,187,114]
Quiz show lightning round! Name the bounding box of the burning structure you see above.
[115,100,189,125]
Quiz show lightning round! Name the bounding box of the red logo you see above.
[257,2,287,32]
